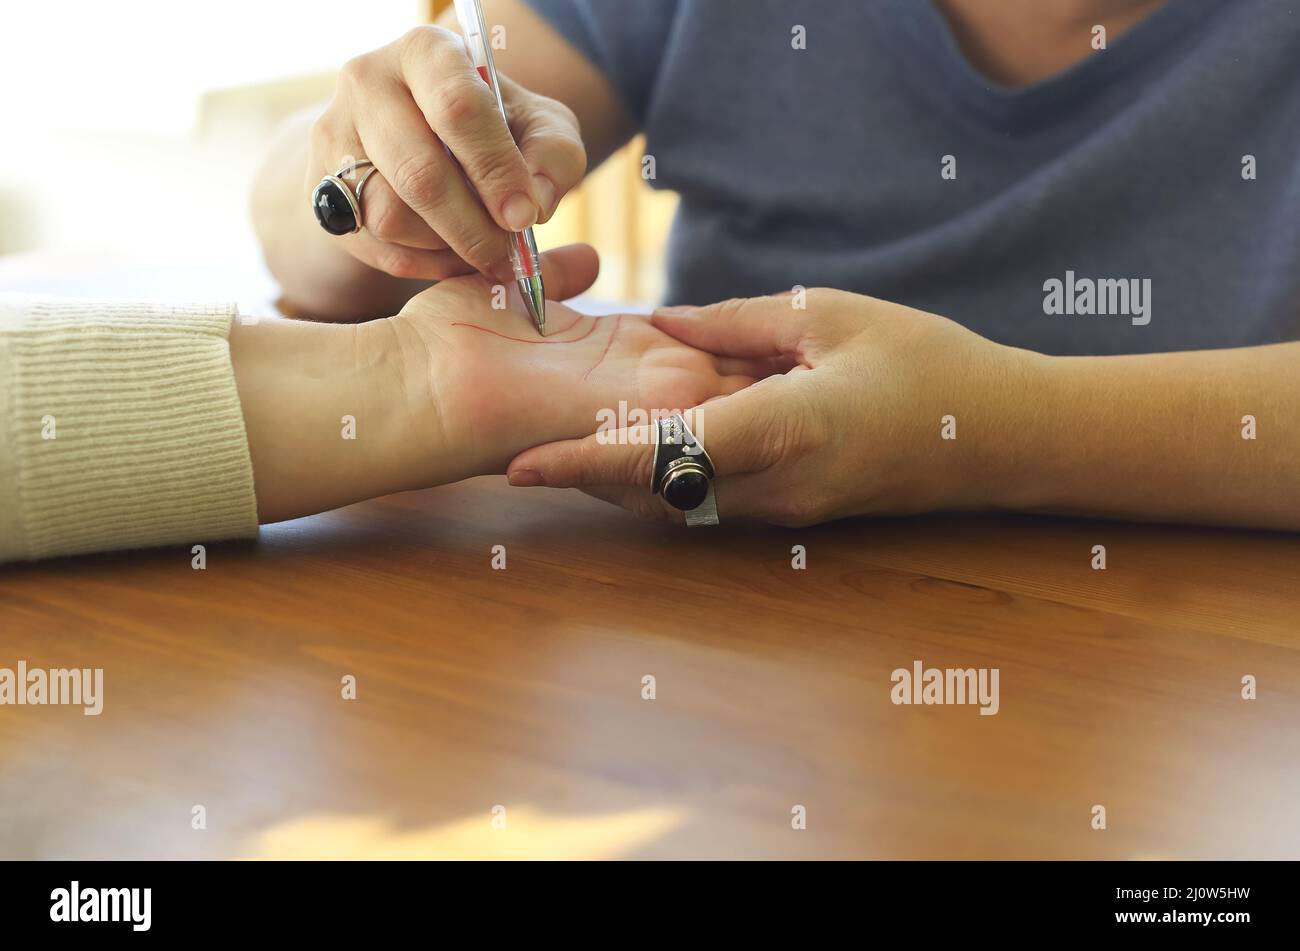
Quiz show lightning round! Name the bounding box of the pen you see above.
[453,0,547,335]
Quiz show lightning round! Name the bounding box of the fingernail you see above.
[502,192,538,231]
[532,174,556,218]
[654,305,695,317]
[508,468,545,487]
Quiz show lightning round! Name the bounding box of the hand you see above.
[309,25,585,283]
[233,245,758,523]
[505,288,1047,526]
[375,244,759,484]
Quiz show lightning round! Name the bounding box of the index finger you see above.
[354,86,505,276]
[402,26,542,233]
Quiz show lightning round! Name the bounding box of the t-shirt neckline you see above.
[885,0,1230,131]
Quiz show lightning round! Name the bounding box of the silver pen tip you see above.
[519,275,546,335]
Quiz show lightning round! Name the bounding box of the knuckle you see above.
[307,115,331,154]
[428,27,474,75]
[390,153,446,210]
[456,227,506,273]
[470,146,526,196]
[338,52,378,90]
[714,296,753,323]
[361,189,410,245]
[628,447,655,490]
[574,439,612,485]
[526,100,586,173]
[765,401,823,465]
[308,114,350,170]
[363,191,402,242]
[550,131,587,184]
[436,83,528,193]
[374,244,422,279]
[399,25,452,61]
[551,99,582,138]
[437,77,487,128]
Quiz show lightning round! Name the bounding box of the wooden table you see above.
[3,478,1299,859]
[2,252,1298,859]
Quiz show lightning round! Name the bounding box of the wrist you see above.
[355,312,470,489]
[231,315,424,522]
[970,346,1067,514]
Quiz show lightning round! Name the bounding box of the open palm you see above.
[389,245,757,479]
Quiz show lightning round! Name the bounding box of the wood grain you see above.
[3,479,1298,859]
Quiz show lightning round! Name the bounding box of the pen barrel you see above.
[454,0,509,120]
[455,0,543,288]
[508,227,541,280]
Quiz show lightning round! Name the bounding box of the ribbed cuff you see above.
[0,294,259,562]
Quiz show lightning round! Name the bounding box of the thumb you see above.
[537,242,600,301]
[507,376,792,496]
[402,242,598,320]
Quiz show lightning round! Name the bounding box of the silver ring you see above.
[311,160,375,236]
[354,165,380,213]
[336,158,374,178]
[651,413,719,526]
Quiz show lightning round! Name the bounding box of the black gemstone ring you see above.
[312,160,377,236]
[651,413,719,526]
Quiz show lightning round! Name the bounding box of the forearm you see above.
[250,109,430,321]
[229,316,434,523]
[227,290,733,525]
[994,343,1300,530]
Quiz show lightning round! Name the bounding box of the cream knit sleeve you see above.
[0,294,259,562]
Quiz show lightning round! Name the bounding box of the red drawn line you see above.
[449,311,586,343]
[548,313,584,336]
[582,315,623,381]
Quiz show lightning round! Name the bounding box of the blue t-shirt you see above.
[526,0,1300,355]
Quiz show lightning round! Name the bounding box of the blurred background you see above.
[0,0,676,308]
